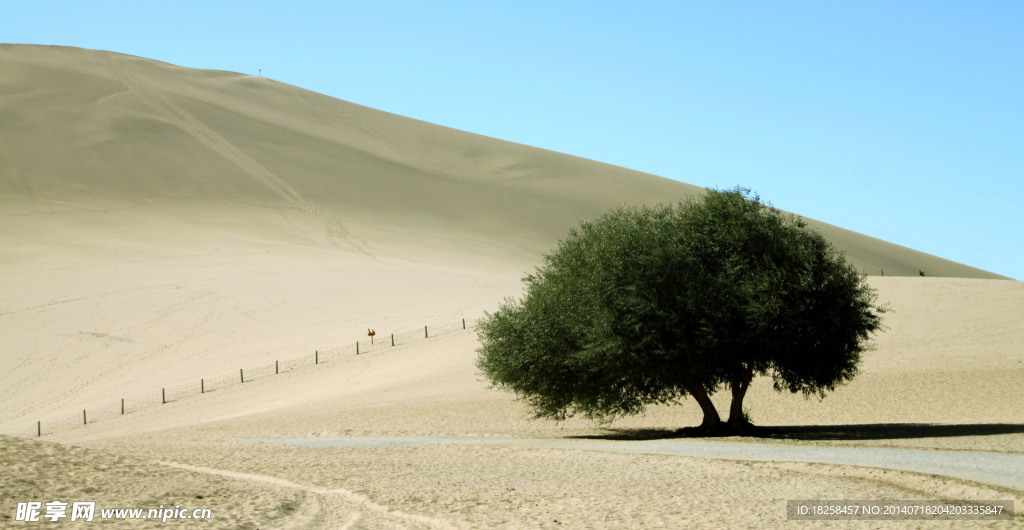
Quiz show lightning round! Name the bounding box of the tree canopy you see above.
[476,188,885,433]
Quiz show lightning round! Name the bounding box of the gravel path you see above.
[536,438,1024,491]
[250,436,1024,491]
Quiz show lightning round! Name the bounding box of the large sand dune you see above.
[0,44,1008,428]
[2,44,1021,527]
[0,44,1005,275]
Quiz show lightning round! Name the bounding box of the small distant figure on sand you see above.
[368,328,376,344]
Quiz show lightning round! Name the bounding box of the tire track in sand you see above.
[158,461,457,529]
[92,51,370,256]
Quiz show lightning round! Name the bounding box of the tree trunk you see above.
[727,367,754,431]
[683,380,722,429]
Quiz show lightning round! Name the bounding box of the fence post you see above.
[391,333,394,346]
[162,388,166,404]
[425,325,428,338]
[356,341,360,355]
[37,420,41,437]
[240,368,244,383]
[315,350,319,365]
[121,398,125,415]
[276,360,279,374]
[201,378,204,394]
[83,409,87,425]
[462,318,466,329]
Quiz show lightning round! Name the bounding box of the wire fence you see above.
[6,317,481,439]
[868,268,932,277]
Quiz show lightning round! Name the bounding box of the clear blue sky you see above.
[5,1,1022,279]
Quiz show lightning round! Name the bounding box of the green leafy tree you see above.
[476,188,885,433]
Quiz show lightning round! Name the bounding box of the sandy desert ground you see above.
[1,45,1021,528]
